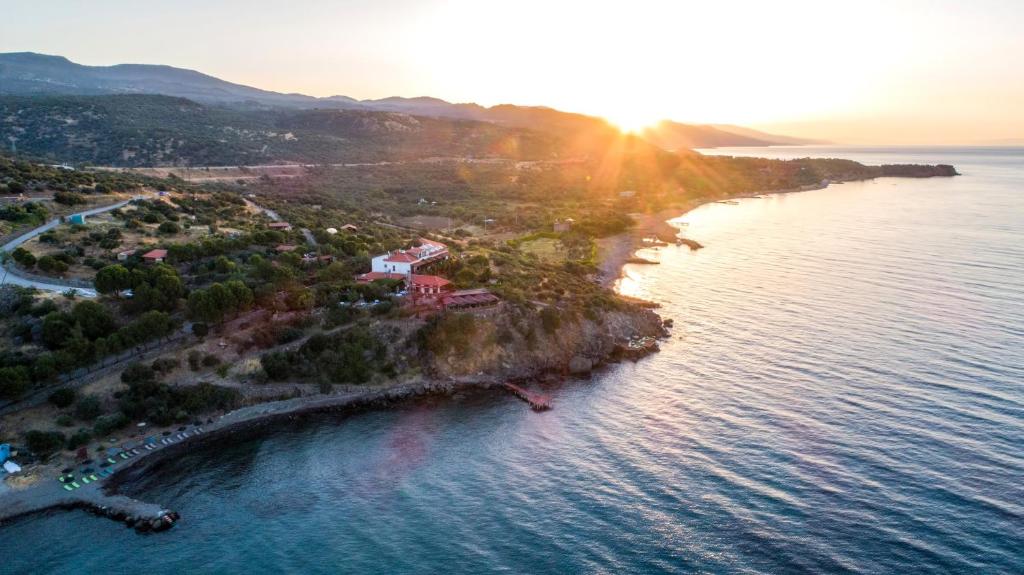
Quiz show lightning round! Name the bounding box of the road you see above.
[0,195,148,297]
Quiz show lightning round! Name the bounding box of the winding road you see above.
[0,195,148,297]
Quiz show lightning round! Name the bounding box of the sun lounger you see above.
[63,484,74,491]
[120,453,129,459]
[107,458,117,464]
[81,476,91,484]
[89,474,98,481]
[70,482,80,488]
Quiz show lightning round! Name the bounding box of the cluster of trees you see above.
[95,263,184,312]
[0,201,47,225]
[0,287,178,400]
[118,362,239,426]
[261,328,389,385]
[186,280,254,324]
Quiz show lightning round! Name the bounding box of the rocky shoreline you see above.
[0,329,667,532]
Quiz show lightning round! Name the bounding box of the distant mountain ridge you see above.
[0,52,820,148]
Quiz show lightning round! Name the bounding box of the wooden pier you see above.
[503,383,552,411]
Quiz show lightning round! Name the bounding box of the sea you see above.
[3,147,1022,574]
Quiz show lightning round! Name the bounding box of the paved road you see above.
[0,195,148,296]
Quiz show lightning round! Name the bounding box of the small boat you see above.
[716,200,740,205]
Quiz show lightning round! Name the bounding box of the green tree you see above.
[0,366,31,399]
[48,388,77,408]
[71,300,116,340]
[11,247,36,268]
[95,264,132,296]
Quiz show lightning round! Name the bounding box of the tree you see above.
[214,255,236,274]
[48,388,77,408]
[207,282,236,320]
[74,395,103,420]
[24,430,65,457]
[41,312,76,349]
[38,255,69,274]
[95,264,132,296]
[225,280,253,313]
[11,247,36,268]
[0,366,31,399]
[158,221,181,234]
[187,289,216,324]
[71,301,116,340]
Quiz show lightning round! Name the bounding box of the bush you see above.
[121,363,155,385]
[93,412,129,436]
[37,255,69,274]
[74,395,103,421]
[151,357,181,374]
[0,366,31,399]
[202,354,221,367]
[66,429,92,449]
[25,430,66,457]
[48,388,77,408]
[158,221,181,234]
[188,350,203,371]
[192,322,209,338]
[55,414,75,427]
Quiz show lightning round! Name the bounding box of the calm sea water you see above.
[4,147,1023,574]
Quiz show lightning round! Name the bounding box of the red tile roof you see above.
[141,249,167,260]
[384,252,418,263]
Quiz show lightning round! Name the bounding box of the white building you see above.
[370,239,449,275]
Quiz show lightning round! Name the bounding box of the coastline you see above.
[0,170,954,533]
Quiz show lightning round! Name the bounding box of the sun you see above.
[606,111,663,134]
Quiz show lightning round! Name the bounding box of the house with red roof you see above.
[370,238,448,275]
[141,249,167,264]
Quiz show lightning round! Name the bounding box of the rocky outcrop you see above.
[425,305,669,381]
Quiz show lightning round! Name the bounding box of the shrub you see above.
[151,357,181,374]
[188,350,203,371]
[74,395,103,421]
[158,221,181,234]
[48,388,77,408]
[25,430,66,457]
[66,429,92,449]
[121,363,155,385]
[93,412,129,436]
[0,366,31,399]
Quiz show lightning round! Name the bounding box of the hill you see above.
[0,94,579,166]
[0,52,815,149]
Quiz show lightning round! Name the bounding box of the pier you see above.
[503,383,552,411]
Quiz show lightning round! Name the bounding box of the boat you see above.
[716,200,740,205]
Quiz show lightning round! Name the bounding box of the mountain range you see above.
[0,52,823,149]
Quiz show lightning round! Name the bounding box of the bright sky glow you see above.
[2,0,1022,144]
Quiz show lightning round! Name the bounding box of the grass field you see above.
[519,237,565,263]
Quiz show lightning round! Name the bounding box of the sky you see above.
[2,0,1022,144]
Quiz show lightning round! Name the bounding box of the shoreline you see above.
[0,171,946,532]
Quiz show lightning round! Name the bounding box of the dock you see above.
[503,383,552,411]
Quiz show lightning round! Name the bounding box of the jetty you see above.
[503,383,552,411]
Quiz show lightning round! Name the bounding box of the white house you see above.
[370,239,448,275]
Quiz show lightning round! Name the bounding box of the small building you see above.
[117,249,136,261]
[275,244,298,253]
[553,218,575,233]
[325,227,339,235]
[268,222,293,231]
[3,460,21,474]
[141,249,167,264]
[341,224,359,232]
[68,213,86,225]
[442,289,500,312]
